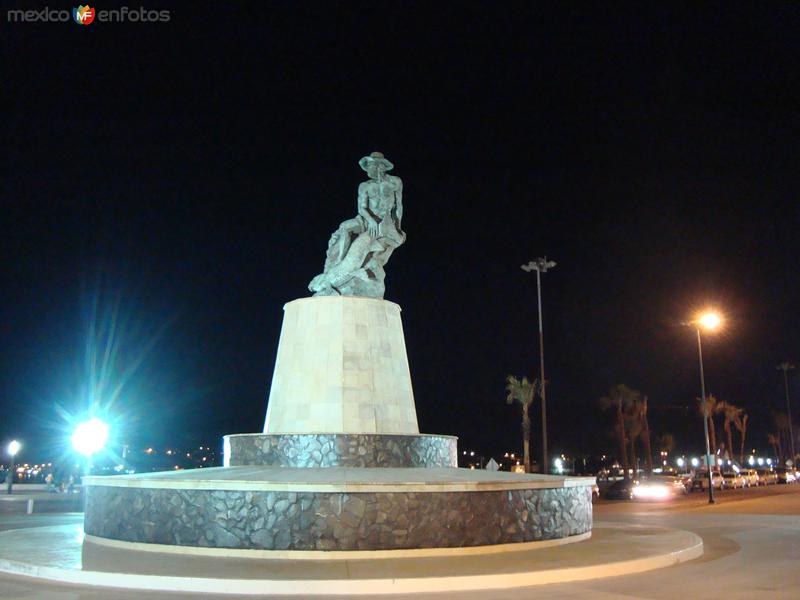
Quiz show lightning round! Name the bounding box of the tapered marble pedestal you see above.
[264,296,418,434]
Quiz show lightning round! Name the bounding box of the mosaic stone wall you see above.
[224,433,458,468]
[84,485,592,551]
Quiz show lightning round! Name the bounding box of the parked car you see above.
[675,472,694,492]
[692,470,724,490]
[756,468,778,485]
[742,469,759,487]
[722,471,747,489]
[774,467,796,484]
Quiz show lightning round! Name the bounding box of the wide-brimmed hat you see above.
[359,151,394,172]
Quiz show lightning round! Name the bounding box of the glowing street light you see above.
[71,418,109,458]
[698,312,722,331]
[685,309,725,505]
[7,440,20,457]
[6,440,21,495]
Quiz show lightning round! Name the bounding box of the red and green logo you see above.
[73,5,95,25]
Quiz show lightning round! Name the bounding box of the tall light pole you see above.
[777,362,796,464]
[6,440,20,495]
[687,311,723,505]
[521,257,556,474]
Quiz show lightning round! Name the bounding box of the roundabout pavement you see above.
[0,519,700,595]
[0,485,798,599]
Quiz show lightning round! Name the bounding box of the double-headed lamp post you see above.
[521,257,556,474]
[6,440,21,495]
[688,311,723,505]
[777,362,796,464]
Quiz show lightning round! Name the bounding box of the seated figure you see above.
[309,152,405,298]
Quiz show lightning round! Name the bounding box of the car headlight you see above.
[632,484,670,499]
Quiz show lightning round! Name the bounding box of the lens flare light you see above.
[7,440,21,457]
[697,312,722,331]
[71,418,109,457]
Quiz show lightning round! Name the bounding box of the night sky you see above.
[3,3,799,466]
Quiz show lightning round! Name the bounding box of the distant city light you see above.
[554,457,564,473]
[7,440,21,457]
[71,418,109,457]
[676,457,685,468]
[691,457,700,467]
[757,458,765,466]
[766,458,773,466]
[748,456,755,466]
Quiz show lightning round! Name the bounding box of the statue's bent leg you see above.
[327,232,373,288]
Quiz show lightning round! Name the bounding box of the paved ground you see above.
[0,491,82,514]
[0,484,798,599]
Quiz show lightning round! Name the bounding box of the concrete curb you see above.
[0,524,703,595]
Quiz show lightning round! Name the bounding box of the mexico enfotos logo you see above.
[7,5,171,23]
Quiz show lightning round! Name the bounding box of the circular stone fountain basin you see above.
[83,467,594,553]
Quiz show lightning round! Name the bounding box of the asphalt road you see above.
[1,484,799,599]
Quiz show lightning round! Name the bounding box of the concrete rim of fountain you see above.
[0,522,702,595]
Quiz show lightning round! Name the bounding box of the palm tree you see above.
[625,405,644,477]
[659,433,676,457]
[698,394,720,458]
[506,375,539,473]
[733,412,749,463]
[773,412,791,463]
[767,433,781,461]
[718,401,742,462]
[600,384,640,478]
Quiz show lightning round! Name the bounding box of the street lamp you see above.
[71,418,109,477]
[686,310,723,504]
[521,257,556,474]
[777,362,796,465]
[6,440,21,495]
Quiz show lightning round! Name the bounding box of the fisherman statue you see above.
[309,152,405,298]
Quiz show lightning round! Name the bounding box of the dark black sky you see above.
[2,3,799,465]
